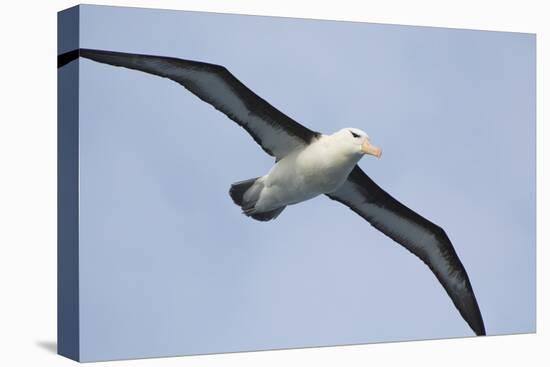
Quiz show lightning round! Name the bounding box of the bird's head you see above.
[333,128,382,158]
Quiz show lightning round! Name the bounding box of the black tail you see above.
[229,177,259,207]
[247,207,286,222]
[229,178,285,222]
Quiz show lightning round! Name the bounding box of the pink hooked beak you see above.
[361,140,382,158]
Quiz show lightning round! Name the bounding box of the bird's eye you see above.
[350,131,360,138]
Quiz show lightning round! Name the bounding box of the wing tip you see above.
[471,317,486,336]
[58,49,79,68]
[459,293,486,336]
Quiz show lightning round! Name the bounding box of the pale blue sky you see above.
[75,4,535,361]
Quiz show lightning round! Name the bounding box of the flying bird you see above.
[58,49,486,336]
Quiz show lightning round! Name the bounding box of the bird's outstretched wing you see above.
[326,166,486,336]
[58,49,320,159]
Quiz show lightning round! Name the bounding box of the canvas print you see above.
[58,4,536,362]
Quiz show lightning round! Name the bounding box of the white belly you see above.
[254,136,361,212]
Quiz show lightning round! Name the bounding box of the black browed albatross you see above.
[59,49,486,336]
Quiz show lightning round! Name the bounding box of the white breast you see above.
[254,135,361,211]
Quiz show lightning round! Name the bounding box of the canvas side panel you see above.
[57,5,80,362]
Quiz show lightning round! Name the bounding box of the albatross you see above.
[58,49,486,336]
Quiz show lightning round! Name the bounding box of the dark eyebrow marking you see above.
[350,130,361,138]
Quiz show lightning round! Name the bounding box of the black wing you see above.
[327,166,485,336]
[59,48,320,159]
